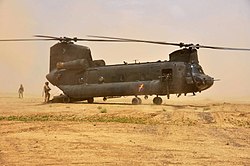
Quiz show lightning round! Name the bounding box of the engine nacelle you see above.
[56,59,89,70]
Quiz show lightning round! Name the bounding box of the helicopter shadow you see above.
[74,101,208,108]
[33,101,208,108]
[75,101,143,106]
[32,101,132,106]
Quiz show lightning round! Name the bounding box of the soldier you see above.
[43,82,51,103]
[18,84,24,98]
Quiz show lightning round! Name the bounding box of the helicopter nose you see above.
[193,75,214,91]
[205,76,214,89]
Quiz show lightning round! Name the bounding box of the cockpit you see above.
[189,64,214,91]
[191,64,204,74]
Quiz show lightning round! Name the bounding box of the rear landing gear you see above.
[87,97,94,103]
[153,97,162,105]
[132,97,142,105]
[63,96,71,103]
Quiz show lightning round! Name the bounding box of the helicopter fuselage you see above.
[1,35,249,104]
[46,42,214,104]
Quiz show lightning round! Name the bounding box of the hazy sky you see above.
[0,0,249,99]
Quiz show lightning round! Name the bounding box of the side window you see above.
[161,69,172,81]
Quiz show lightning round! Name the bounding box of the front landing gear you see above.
[153,96,162,105]
[132,97,142,105]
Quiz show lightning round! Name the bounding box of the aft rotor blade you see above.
[0,38,56,42]
[88,35,182,47]
[34,35,60,40]
[198,45,250,51]
[76,38,127,42]
[0,36,124,43]
[35,35,127,42]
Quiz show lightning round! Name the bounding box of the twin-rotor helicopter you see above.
[1,35,250,105]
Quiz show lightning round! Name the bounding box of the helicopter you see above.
[1,35,250,105]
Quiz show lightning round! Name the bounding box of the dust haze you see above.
[0,0,250,99]
[0,1,250,165]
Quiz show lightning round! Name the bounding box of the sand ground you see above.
[0,94,249,165]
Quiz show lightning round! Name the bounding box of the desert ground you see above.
[0,93,249,166]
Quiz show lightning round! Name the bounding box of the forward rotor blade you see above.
[88,35,250,51]
[198,45,250,51]
[88,35,182,47]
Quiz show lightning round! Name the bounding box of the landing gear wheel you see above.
[87,98,94,104]
[63,96,71,103]
[137,97,142,104]
[153,97,162,105]
[132,97,141,105]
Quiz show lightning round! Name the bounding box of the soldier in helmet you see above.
[18,84,24,98]
[43,82,51,103]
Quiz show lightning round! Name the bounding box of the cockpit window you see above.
[191,65,204,74]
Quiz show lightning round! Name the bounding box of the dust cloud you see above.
[0,0,48,95]
[0,0,249,99]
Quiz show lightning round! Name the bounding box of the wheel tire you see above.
[132,97,140,105]
[87,98,94,103]
[137,97,142,104]
[153,97,162,105]
[63,97,71,103]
